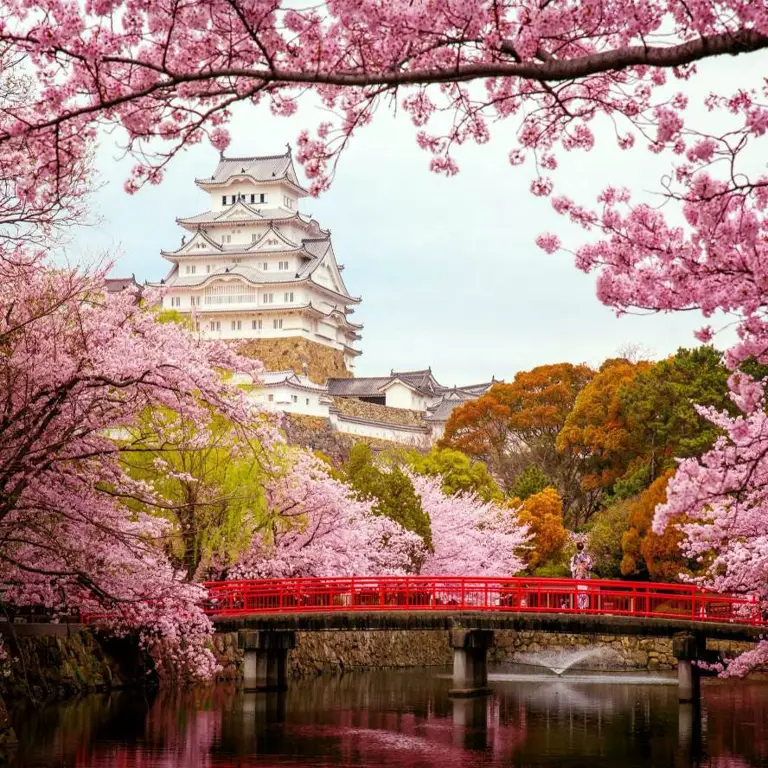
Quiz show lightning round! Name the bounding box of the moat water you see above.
[7,666,768,767]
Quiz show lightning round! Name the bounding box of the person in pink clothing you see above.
[570,542,594,609]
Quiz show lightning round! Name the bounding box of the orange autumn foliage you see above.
[441,364,595,514]
[620,471,688,581]
[557,358,652,491]
[513,487,568,570]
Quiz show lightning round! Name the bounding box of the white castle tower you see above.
[157,148,362,373]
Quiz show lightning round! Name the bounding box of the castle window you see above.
[279,261,289,270]
[263,293,274,304]
[283,195,294,209]
[193,296,201,306]
[260,193,267,203]
[206,265,211,273]
[273,318,283,329]
[222,234,231,244]
[305,398,310,406]
[291,395,298,403]
[262,262,268,270]
[222,195,227,205]
[268,394,274,402]
[284,291,294,302]
[230,195,237,204]
[231,320,242,331]
[209,321,221,331]
[252,319,262,330]
[250,194,255,204]
[252,233,258,242]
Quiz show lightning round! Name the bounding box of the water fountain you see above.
[512,647,619,676]
[484,645,677,687]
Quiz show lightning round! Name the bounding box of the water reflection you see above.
[7,668,768,767]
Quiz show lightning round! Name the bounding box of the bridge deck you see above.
[211,609,764,642]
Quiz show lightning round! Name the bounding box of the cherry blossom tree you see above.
[410,475,529,576]
[230,449,425,578]
[0,265,267,678]
[653,372,768,676]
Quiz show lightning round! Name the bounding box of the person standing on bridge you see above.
[570,542,594,610]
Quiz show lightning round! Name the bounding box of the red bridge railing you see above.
[202,576,766,626]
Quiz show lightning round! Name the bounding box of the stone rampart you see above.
[0,626,150,702]
[238,337,350,383]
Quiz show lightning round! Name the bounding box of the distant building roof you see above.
[259,370,328,392]
[103,276,141,294]
[327,370,496,403]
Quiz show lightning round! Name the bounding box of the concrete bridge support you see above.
[239,630,296,691]
[449,629,494,697]
[673,632,704,704]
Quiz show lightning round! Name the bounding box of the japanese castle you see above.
[157,147,362,372]
[149,148,496,445]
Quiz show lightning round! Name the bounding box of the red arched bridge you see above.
[203,576,765,698]
[203,575,764,626]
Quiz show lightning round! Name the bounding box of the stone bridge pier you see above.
[449,629,494,697]
[239,630,296,691]
[673,632,705,704]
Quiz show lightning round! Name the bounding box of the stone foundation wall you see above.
[238,337,350,384]
[330,397,426,428]
[0,627,149,702]
[214,629,757,678]
[290,630,451,676]
[282,414,413,465]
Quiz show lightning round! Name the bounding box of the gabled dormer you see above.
[161,229,222,260]
[247,224,299,252]
[308,242,357,300]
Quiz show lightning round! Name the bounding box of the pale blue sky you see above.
[70,55,750,385]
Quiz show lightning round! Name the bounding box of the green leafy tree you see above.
[509,465,551,501]
[120,409,269,580]
[402,447,502,502]
[343,444,433,548]
[586,500,632,578]
[617,346,734,495]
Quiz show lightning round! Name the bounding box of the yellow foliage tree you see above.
[513,487,568,570]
